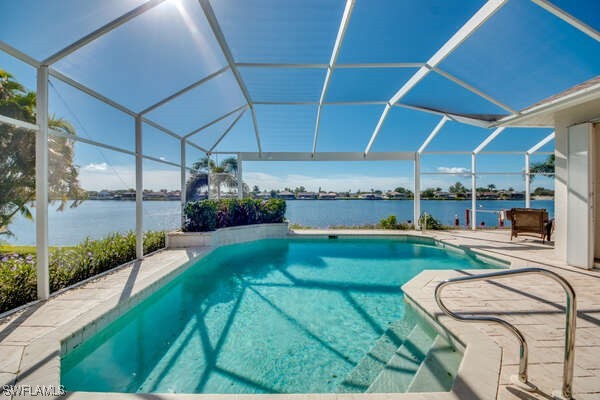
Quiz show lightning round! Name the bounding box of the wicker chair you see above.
[506,208,550,242]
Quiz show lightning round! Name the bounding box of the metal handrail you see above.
[434,267,577,399]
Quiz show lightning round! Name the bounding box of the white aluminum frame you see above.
[198,0,262,154]
[36,65,50,300]
[43,0,167,65]
[525,131,556,207]
[473,127,506,154]
[471,153,477,230]
[364,0,508,154]
[312,0,355,155]
[236,152,415,161]
[209,108,247,153]
[0,0,579,300]
[135,116,144,259]
[418,116,449,154]
[530,0,600,42]
[139,66,230,116]
[433,68,517,114]
[184,105,249,140]
[237,154,244,199]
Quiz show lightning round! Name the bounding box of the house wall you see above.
[553,99,600,267]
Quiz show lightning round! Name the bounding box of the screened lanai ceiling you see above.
[1,0,599,156]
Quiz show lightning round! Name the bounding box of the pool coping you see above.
[3,231,506,400]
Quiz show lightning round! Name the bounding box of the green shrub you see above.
[0,231,166,314]
[184,200,217,232]
[216,200,233,228]
[240,198,261,225]
[0,255,36,312]
[183,198,287,232]
[377,215,413,230]
[378,215,398,229]
[260,198,286,223]
[144,231,165,254]
[419,214,444,230]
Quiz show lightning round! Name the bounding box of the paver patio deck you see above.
[0,229,598,399]
[403,230,600,400]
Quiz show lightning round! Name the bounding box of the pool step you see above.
[406,336,462,393]
[336,319,412,393]
[366,324,436,393]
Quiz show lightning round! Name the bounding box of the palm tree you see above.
[530,154,555,182]
[1,69,86,236]
[186,156,242,201]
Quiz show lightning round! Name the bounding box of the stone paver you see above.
[399,229,600,400]
[0,229,599,400]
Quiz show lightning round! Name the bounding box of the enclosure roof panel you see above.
[1,0,599,153]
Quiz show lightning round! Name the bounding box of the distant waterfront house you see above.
[508,192,525,200]
[434,191,451,200]
[277,191,296,200]
[478,191,499,200]
[386,191,407,199]
[167,191,181,201]
[297,192,317,200]
[115,191,136,201]
[98,190,113,200]
[255,191,271,199]
[143,191,167,201]
[359,193,384,200]
[318,192,337,200]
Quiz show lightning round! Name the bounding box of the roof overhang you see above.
[492,78,600,127]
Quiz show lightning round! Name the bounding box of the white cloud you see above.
[82,162,108,171]
[159,157,166,161]
[437,167,470,174]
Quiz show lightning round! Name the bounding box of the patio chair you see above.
[506,208,550,242]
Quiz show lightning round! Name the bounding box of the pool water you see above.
[61,237,502,394]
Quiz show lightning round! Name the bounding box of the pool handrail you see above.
[434,267,576,399]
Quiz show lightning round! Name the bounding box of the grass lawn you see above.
[0,245,38,256]
[0,245,74,256]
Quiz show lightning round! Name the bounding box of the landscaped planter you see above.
[166,222,290,248]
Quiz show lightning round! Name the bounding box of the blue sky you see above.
[2,0,598,192]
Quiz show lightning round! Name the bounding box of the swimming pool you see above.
[61,236,503,394]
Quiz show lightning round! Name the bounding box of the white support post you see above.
[36,65,50,300]
[471,153,477,230]
[180,139,187,228]
[237,155,244,199]
[207,154,211,200]
[525,153,531,208]
[414,154,421,229]
[135,116,144,259]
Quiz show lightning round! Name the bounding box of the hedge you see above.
[0,231,165,314]
[183,198,286,232]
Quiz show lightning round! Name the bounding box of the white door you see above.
[595,123,600,264]
[567,123,594,268]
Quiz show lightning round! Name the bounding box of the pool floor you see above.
[61,237,499,394]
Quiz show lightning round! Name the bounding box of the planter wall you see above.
[166,222,289,248]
